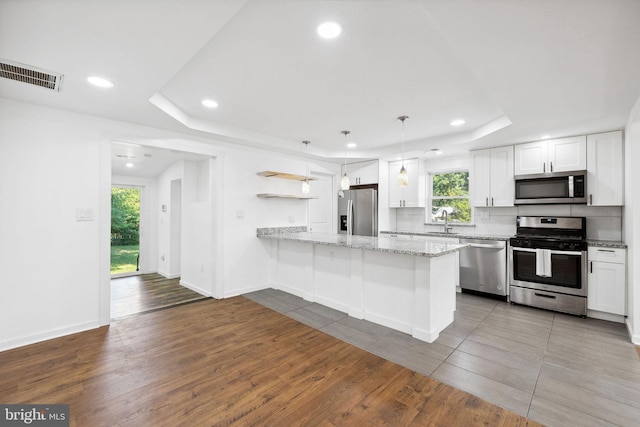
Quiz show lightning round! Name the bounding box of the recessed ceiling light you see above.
[346,142,357,148]
[87,76,114,88]
[202,99,219,108]
[317,22,342,39]
[126,162,134,168]
[430,148,443,155]
[540,134,550,139]
[450,119,465,126]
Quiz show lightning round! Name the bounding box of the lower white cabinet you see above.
[587,247,626,316]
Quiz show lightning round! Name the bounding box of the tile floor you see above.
[244,289,640,427]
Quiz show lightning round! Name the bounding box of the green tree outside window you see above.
[431,171,471,223]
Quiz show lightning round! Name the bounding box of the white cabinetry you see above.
[588,247,626,316]
[514,136,586,175]
[389,159,425,208]
[587,131,624,206]
[470,146,514,207]
[341,159,379,185]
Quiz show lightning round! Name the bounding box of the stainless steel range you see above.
[509,216,588,316]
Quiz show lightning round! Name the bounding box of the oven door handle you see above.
[510,247,584,256]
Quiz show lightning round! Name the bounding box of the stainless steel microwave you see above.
[514,170,587,205]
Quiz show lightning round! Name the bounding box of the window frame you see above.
[427,169,472,224]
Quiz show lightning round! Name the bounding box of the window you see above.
[430,171,471,223]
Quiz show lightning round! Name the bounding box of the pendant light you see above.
[398,115,409,187]
[301,140,311,194]
[340,130,351,190]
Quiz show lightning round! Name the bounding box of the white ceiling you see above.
[2,0,640,165]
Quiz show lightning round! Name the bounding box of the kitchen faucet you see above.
[442,210,453,234]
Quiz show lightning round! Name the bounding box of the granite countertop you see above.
[381,230,627,249]
[257,231,469,258]
[585,240,627,249]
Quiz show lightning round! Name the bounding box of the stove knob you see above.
[559,243,566,249]
[526,241,532,248]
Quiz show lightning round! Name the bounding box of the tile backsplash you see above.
[393,205,623,241]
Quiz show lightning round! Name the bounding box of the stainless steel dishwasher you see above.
[459,238,507,299]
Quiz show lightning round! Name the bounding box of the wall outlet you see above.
[289,216,295,223]
[481,210,490,220]
[236,210,244,219]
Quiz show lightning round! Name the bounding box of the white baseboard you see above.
[273,282,315,303]
[626,318,640,345]
[158,270,180,279]
[0,320,100,352]
[364,311,412,335]
[587,309,625,323]
[179,279,211,297]
[223,283,271,298]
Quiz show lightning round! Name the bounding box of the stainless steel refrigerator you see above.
[338,189,378,236]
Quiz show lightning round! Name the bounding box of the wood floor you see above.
[0,297,541,426]
[111,273,208,319]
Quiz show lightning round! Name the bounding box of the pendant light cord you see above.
[398,115,408,166]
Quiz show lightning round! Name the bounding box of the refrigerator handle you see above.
[347,199,353,235]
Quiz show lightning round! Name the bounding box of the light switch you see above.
[236,210,245,219]
[76,208,94,221]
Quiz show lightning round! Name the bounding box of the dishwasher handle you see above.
[459,239,505,249]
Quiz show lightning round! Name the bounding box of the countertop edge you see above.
[380,230,512,241]
[257,232,469,257]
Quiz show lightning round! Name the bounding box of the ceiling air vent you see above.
[0,59,63,92]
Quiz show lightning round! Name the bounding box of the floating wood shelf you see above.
[257,193,318,199]
[257,171,318,181]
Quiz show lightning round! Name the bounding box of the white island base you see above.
[263,238,459,343]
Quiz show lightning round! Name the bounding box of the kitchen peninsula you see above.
[257,228,469,343]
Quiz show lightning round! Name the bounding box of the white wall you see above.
[157,161,184,278]
[0,97,341,350]
[180,159,215,296]
[222,146,339,297]
[624,97,640,344]
[0,99,102,349]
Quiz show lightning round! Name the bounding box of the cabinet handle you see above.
[589,194,593,205]
[597,249,615,253]
[550,162,553,172]
[590,261,592,273]
[491,197,494,206]
[543,163,546,173]
[485,197,488,207]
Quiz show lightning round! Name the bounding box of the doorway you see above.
[110,186,141,276]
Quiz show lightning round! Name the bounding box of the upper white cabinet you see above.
[389,158,425,208]
[470,146,514,207]
[587,131,624,206]
[341,159,379,185]
[514,136,586,175]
